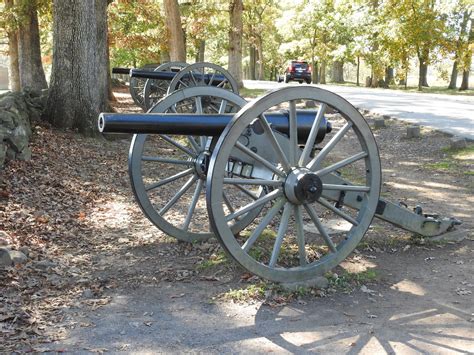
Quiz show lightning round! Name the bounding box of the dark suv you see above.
[278,60,312,84]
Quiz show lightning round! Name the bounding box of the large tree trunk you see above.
[163,0,186,62]
[448,61,458,89]
[385,67,394,86]
[255,35,264,80]
[319,61,327,84]
[249,45,256,80]
[4,0,20,91]
[17,0,47,90]
[195,40,205,63]
[356,56,360,86]
[228,0,243,88]
[460,16,473,91]
[331,60,344,83]
[43,0,109,136]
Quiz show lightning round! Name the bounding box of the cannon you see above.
[112,62,237,110]
[100,83,461,283]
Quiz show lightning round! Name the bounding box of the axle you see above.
[99,111,332,144]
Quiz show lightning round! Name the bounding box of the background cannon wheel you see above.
[129,86,260,242]
[207,86,381,282]
[167,62,238,95]
[143,61,188,111]
[129,64,159,109]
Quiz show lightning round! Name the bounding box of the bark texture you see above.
[17,0,47,90]
[459,16,473,91]
[43,0,109,136]
[163,0,186,62]
[228,0,243,88]
[331,61,344,83]
[5,0,20,91]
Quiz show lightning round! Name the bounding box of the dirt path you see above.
[1,89,472,353]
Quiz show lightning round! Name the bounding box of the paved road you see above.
[244,80,474,140]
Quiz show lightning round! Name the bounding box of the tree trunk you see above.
[160,50,171,63]
[5,0,20,91]
[228,0,243,88]
[356,56,360,86]
[448,61,458,89]
[331,60,344,83]
[459,16,473,91]
[195,40,205,63]
[249,45,256,80]
[163,0,186,62]
[319,61,326,84]
[255,35,264,80]
[43,0,109,136]
[420,63,429,87]
[370,65,379,88]
[385,67,394,86]
[17,0,47,90]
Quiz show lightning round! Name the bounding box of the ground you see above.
[0,87,472,353]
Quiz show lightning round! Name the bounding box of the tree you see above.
[43,0,109,136]
[163,0,186,62]
[447,9,470,89]
[17,0,47,90]
[228,0,243,87]
[2,0,20,91]
[459,14,473,90]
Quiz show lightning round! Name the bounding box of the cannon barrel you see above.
[112,67,228,85]
[98,111,332,144]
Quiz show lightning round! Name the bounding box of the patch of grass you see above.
[221,282,268,303]
[240,87,266,98]
[197,251,228,270]
[424,144,473,175]
[327,269,379,290]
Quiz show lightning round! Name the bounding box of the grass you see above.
[327,269,379,291]
[240,87,266,99]
[196,250,228,270]
[326,81,474,96]
[424,144,474,175]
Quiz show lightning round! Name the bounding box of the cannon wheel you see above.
[129,65,159,109]
[143,62,188,111]
[129,86,260,242]
[167,62,238,95]
[207,86,381,282]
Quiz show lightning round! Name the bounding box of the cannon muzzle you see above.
[99,111,332,144]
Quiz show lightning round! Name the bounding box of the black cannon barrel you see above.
[112,67,133,75]
[99,111,331,144]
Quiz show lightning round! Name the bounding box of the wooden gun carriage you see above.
[102,62,461,283]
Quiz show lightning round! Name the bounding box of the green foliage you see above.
[108,1,165,67]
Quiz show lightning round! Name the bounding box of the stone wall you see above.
[0,89,47,167]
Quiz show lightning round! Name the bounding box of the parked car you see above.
[277,60,312,84]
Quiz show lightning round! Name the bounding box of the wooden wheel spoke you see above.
[289,100,298,166]
[141,156,193,166]
[294,205,307,266]
[308,122,352,171]
[145,168,194,191]
[323,184,370,192]
[299,103,327,166]
[224,178,282,187]
[304,204,337,253]
[242,198,286,253]
[259,114,291,171]
[315,151,368,177]
[225,188,283,222]
[269,203,292,267]
[182,179,204,231]
[160,134,195,156]
[317,197,359,226]
[235,141,285,177]
[159,176,197,216]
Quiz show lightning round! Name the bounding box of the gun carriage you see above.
[103,63,460,283]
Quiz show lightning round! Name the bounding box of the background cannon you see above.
[99,85,461,283]
[112,62,237,111]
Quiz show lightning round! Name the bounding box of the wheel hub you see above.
[284,168,323,204]
[194,151,210,179]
